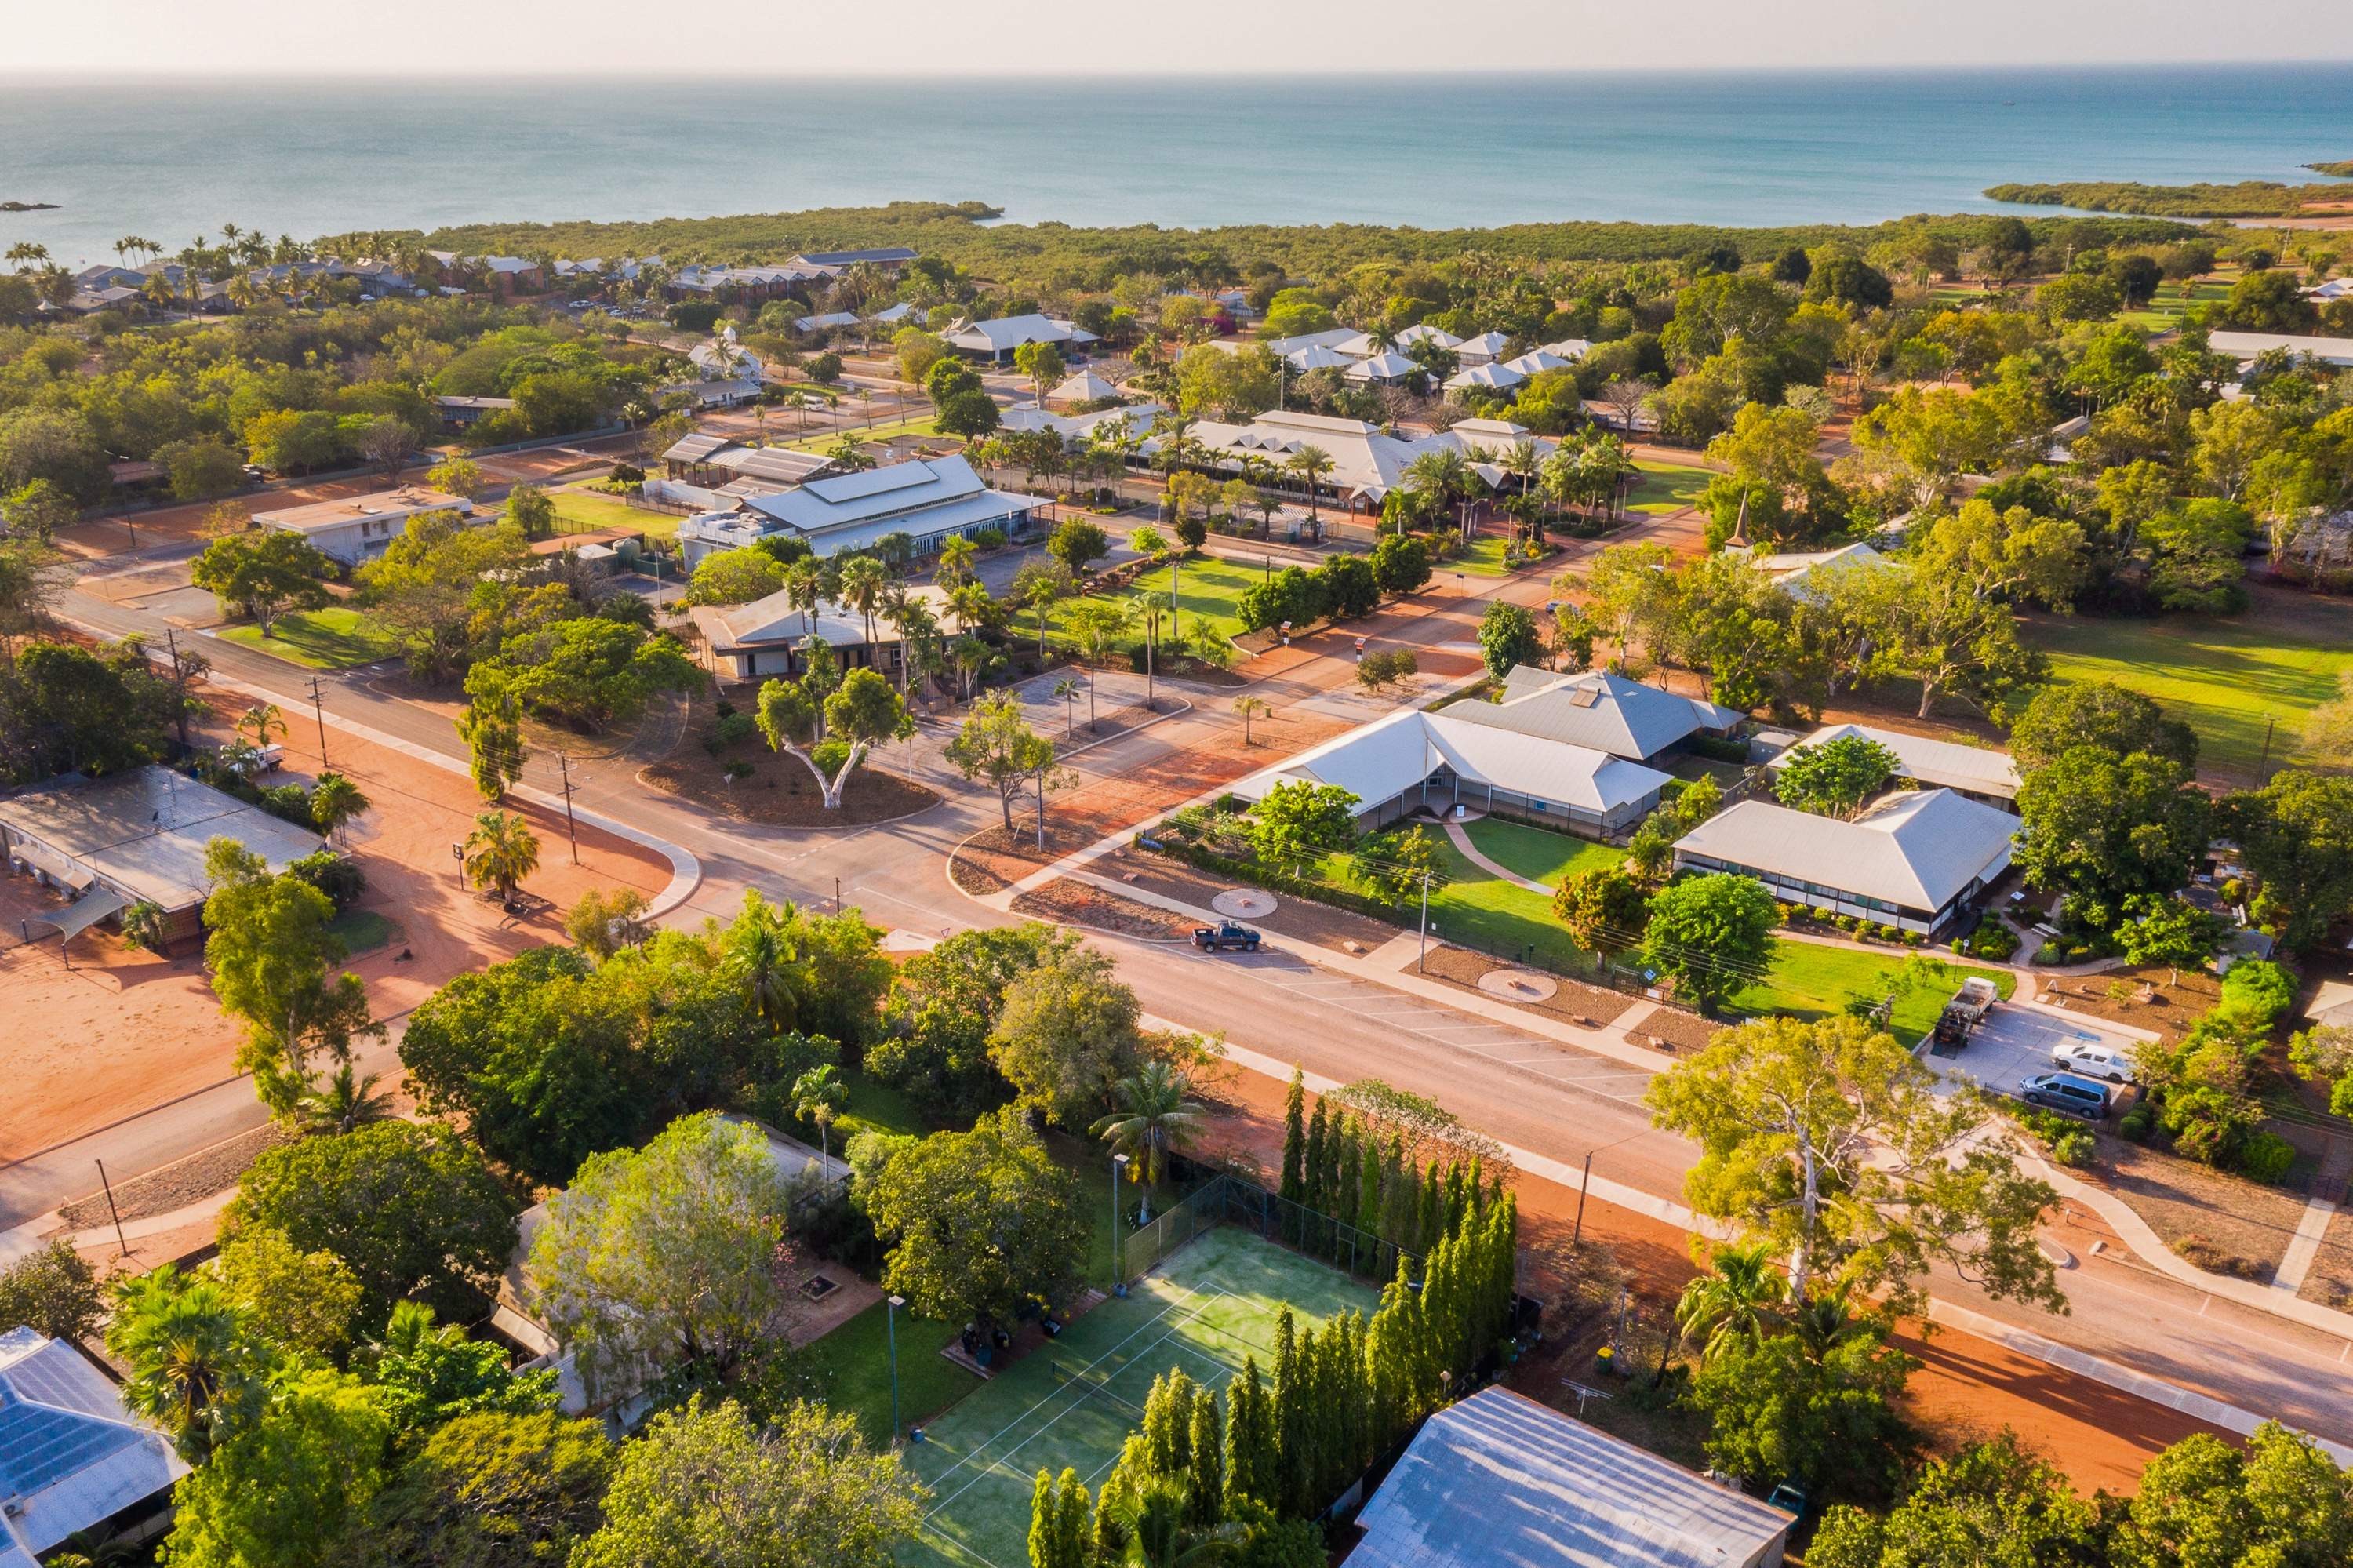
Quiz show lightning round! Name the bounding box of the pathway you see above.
[1443,820,1551,893]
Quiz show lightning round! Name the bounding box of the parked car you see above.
[2050,1039,2134,1083]
[2021,1071,2111,1121]
[1191,921,1261,953]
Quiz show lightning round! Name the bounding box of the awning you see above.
[24,886,128,942]
[12,839,94,890]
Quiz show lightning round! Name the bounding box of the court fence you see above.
[1117,1165,1424,1289]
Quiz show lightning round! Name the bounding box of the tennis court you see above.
[900,1224,1380,1568]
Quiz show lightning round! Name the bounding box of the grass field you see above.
[1419,822,1622,971]
[900,1225,1379,1568]
[325,908,395,954]
[547,489,677,540]
[2020,606,2353,781]
[1450,537,1515,577]
[1726,943,2017,1048]
[216,608,396,669]
[1049,554,1267,643]
[1623,460,1715,515]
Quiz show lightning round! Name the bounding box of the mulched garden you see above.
[1009,878,1196,940]
[2028,963,2222,1046]
[642,709,940,826]
[1413,945,1643,1031]
[57,1122,290,1228]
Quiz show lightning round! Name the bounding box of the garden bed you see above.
[1116,843,1401,956]
[2028,964,2221,1046]
[1413,944,1642,1031]
[2082,1133,2312,1280]
[641,711,940,827]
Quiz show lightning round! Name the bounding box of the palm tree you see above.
[784,558,824,635]
[1054,677,1083,736]
[947,580,997,637]
[297,1063,395,1136]
[1108,1479,1242,1568]
[1133,591,1173,708]
[141,273,176,317]
[307,772,370,847]
[1232,695,1271,746]
[723,894,800,1034]
[1284,446,1334,518]
[951,635,991,702]
[792,1063,849,1167]
[838,554,889,649]
[1675,1242,1786,1361]
[883,591,939,704]
[936,533,980,587]
[108,1268,253,1463]
[239,702,287,749]
[1787,1287,1876,1365]
[462,810,540,904]
[1091,1060,1208,1223]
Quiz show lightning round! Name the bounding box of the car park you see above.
[2050,1040,2133,1082]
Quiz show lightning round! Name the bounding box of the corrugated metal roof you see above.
[663,433,735,463]
[1352,1386,1791,1568]
[1447,671,1737,762]
[1673,789,2017,911]
[1777,723,2020,799]
[0,766,325,912]
[1226,708,1668,815]
[0,1328,187,1553]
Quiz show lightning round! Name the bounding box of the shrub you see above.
[2050,1130,2096,1167]
[2035,945,2063,965]
[2238,1131,2297,1185]
[2220,960,2296,1025]
[288,849,367,911]
[715,710,756,746]
[1685,734,1751,764]
[2170,1234,2268,1281]
[974,527,1007,549]
[2119,1106,2153,1141]
[725,759,755,780]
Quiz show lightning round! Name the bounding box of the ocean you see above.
[3,64,2349,266]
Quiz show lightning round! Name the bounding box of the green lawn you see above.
[778,415,940,451]
[835,1071,932,1141]
[1726,943,2017,1048]
[1054,554,1267,643]
[547,489,675,540]
[325,908,395,955]
[1421,837,1596,972]
[805,1300,975,1452]
[1623,460,1715,515]
[2020,608,2353,781]
[216,608,397,669]
[1449,537,1515,577]
[1461,817,1624,886]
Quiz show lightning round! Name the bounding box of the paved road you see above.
[31,569,2353,1446]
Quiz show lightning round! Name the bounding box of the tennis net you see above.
[1049,1359,1146,1417]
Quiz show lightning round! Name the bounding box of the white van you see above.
[2050,1039,2133,1083]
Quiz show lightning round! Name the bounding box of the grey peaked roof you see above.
[1674,788,2018,911]
[1447,668,1741,760]
[1351,1385,1791,1568]
[0,1327,187,1554]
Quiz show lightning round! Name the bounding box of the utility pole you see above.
[1418,870,1431,972]
[555,754,580,864]
[2256,715,2278,786]
[304,675,329,767]
[96,1159,129,1257]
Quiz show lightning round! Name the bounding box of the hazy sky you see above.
[12,1,2349,74]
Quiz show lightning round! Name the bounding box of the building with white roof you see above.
[1046,369,1121,407]
[250,486,478,566]
[1226,705,1671,835]
[1454,330,1513,366]
[1346,351,1419,386]
[1445,361,1527,393]
[2207,329,2353,369]
[1500,347,1577,378]
[675,455,1035,567]
[1449,667,1744,766]
[794,311,862,333]
[1732,540,1892,602]
[1673,788,2018,936]
[788,246,920,273]
[1773,722,2020,806]
[1286,343,1358,372]
[1540,337,1595,360]
[1351,1386,1793,1568]
[1334,323,1460,356]
[944,314,1100,362]
[867,301,920,325]
[0,1326,190,1560]
[999,401,1166,446]
[1145,410,1556,509]
[686,586,951,682]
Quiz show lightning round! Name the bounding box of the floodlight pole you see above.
[887,1294,906,1446]
[1418,871,1431,972]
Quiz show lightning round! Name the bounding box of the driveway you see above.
[1929,1002,2140,1109]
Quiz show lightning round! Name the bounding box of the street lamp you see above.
[1111,1153,1131,1297]
[886,1294,907,1445]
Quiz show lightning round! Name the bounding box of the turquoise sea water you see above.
[2,64,2349,265]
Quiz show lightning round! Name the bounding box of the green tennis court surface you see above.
[899,1224,1379,1568]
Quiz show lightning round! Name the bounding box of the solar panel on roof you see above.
[5,1344,126,1421]
[0,1400,140,1493]
[801,463,936,504]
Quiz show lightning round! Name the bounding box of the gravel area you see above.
[58,1123,290,1228]
[1631,1008,1726,1054]
[1011,879,1195,940]
[1110,848,1396,955]
[2086,1134,2311,1281]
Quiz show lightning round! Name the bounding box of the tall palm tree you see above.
[1284,446,1333,518]
[947,580,997,637]
[838,554,889,649]
[1133,591,1173,707]
[883,591,938,704]
[1675,1241,1787,1361]
[722,900,799,1033]
[307,772,370,847]
[792,1063,849,1166]
[107,1268,253,1463]
[462,810,540,904]
[936,533,980,588]
[784,558,824,635]
[951,635,991,701]
[1091,1060,1208,1223]
[297,1063,395,1136]
[141,273,176,317]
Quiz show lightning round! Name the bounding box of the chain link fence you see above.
[1119,1170,1425,1288]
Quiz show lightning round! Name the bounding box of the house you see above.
[1335,323,1460,357]
[686,585,953,682]
[1,766,325,951]
[1241,326,1361,362]
[1733,540,1890,601]
[1672,788,2019,937]
[250,486,477,566]
[492,1114,848,1417]
[998,400,1166,447]
[1447,668,1743,767]
[1225,705,1672,835]
[675,454,1033,568]
[667,263,816,302]
[1773,722,2021,807]
[1350,1385,1793,1568]
[431,395,517,432]
[1500,347,1576,378]
[1144,409,1557,512]
[689,327,766,384]
[0,1326,190,1562]
[944,314,1100,362]
[656,377,762,409]
[1286,343,1358,372]
[1046,369,1120,408]
[1445,362,1527,393]
[63,286,142,315]
[1539,337,1595,361]
[2207,329,2353,369]
[1345,351,1419,387]
[792,311,862,333]
[1455,330,1512,367]
[867,301,920,326]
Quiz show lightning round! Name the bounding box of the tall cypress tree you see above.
[1279,1067,1306,1203]
[1336,1120,1362,1238]
[1053,1469,1091,1568]
[1417,1162,1445,1254]
[1029,1468,1060,1568]
[1357,1133,1380,1243]
[1224,1356,1276,1515]
[1187,1385,1224,1527]
[1272,1306,1305,1516]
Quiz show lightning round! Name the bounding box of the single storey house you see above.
[676,456,1034,569]
[1,766,326,950]
[1671,788,2018,937]
[1350,1385,1794,1568]
[432,395,516,432]
[250,486,477,566]
[1225,706,1672,836]
[944,314,1100,362]
[1446,668,1744,768]
[0,1326,189,1563]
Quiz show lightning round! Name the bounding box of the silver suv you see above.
[2021,1071,2110,1121]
